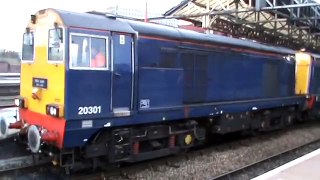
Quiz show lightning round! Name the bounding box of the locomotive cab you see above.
[16,9,67,152]
[13,9,136,154]
[295,51,320,117]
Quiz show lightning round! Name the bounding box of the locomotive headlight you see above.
[46,104,63,118]
[50,107,57,116]
[14,97,27,108]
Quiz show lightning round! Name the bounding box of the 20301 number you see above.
[78,106,101,115]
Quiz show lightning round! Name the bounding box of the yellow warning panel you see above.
[20,9,65,116]
[295,52,312,95]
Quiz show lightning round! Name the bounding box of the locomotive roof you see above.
[126,20,295,55]
[52,9,136,34]
[52,8,294,55]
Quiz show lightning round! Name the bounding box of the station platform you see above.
[253,148,320,180]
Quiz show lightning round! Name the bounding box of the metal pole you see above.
[262,3,319,10]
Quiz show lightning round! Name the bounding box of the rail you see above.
[0,155,50,172]
[210,138,320,179]
[0,122,319,178]
[0,138,50,173]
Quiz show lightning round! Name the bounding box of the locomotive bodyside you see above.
[132,21,302,134]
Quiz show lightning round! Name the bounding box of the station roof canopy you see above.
[163,0,320,52]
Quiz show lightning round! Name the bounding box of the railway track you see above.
[1,122,320,179]
[71,122,320,179]
[0,154,50,172]
[0,138,51,173]
[210,138,320,180]
[0,133,244,179]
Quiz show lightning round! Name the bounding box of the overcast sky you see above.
[0,0,182,51]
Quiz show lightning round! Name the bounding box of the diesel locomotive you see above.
[10,8,320,170]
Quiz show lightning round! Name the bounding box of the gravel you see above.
[108,122,320,180]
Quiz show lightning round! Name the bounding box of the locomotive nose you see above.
[27,125,41,153]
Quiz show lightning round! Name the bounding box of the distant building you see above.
[106,6,179,27]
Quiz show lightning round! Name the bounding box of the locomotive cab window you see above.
[48,28,63,61]
[22,29,34,61]
[70,34,108,70]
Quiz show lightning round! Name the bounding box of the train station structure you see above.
[161,0,320,52]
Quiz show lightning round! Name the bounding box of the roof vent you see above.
[105,13,116,19]
[87,11,116,20]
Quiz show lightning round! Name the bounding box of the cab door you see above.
[111,33,133,114]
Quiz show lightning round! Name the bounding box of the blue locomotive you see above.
[11,8,320,170]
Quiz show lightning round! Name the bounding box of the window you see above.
[22,30,34,61]
[159,51,177,68]
[48,28,63,61]
[70,34,108,69]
